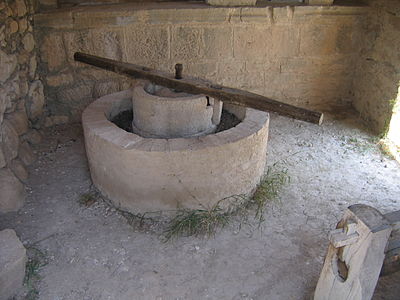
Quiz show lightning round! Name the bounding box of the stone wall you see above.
[34,4,368,123]
[352,0,400,134]
[0,0,43,213]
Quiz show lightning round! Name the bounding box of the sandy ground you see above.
[1,109,399,300]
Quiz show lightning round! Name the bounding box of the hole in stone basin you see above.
[111,109,241,135]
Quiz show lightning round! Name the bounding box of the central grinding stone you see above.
[82,88,269,214]
[132,83,222,138]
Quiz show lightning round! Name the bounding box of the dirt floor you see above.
[1,109,399,300]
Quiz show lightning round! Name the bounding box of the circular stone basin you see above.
[82,89,269,214]
[132,83,222,138]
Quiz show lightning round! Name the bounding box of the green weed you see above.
[24,247,47,300]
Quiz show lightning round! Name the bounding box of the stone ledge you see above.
[34,3,369,29]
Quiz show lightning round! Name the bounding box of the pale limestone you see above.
[29,56,37,79]
[1,120,19,163]
[46,73,73,87]
[307,0,334,5]
[15,0,27,17]
[9,158,28,182]
[35,4,368,121]
[0,50,17,82]
[18,18,28,33]
[0,229,27,300]
[123,26,169,66]
[171,26,202,61]
[18,141,36,166]
[22,129,42,145]
[41,34,66,71]
[8,20,18,34]
[0,168,25,213]
[90,30,123,60]
[233,26,271,60]
[5,111,29,136]
[22,33,34,52]
[132,83,219,138]
[27,80,45,121]
[83,90,269,214]
[0,149,5,168]
[44,115,69,127]
[203,27,233,59]
[206,0,257,6]
[93,81,120,99]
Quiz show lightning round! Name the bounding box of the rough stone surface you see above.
[15,0,27,16]
[206,0,257,6]
[44,115,69,127]
[40,34,66,71]
[18,141,36,166]
[83,90,269,214]
[22,32,34,52]
[1,120,19,163]
[46,73,73,87]
[0,149,6,168]
[307,0,334,5]
[0,0,41,197]
[27,80,45,121]
[34,4,368,120]
[0,168,25,213]
[132,83,219,138]
[0,50,17,82]
[352,0,400,133]
[5,111,29,136]
[22,129,42,145]
[0,229,27,300]
[9,158,28,182]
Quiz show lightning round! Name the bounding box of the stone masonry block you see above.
[124,25,169,67]
[0,229,27,300]
[18,141,36,166]
[27,80,45,122]
[171,26,202,61]
[233,26,271,60]
[271,26,300,58]
[63,30,93,65]
[9,158,28,182]
[300,24,337,56]
[1,120,19,163]
[184,62,217,79]
[0,50,17,82]
[0,168,25,213]
[41,33,66,72]
[203,27,233,59]
[5,110,29,136]
[90,29,123,61]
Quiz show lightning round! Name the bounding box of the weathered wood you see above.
[381,210,400,276]
[314,204,392,300]
[74,52,324,125]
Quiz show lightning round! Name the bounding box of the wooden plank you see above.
[74,52,324,125]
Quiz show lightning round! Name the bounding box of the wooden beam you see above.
[74,52,324,125]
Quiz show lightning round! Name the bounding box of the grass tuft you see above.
[79,191,97,207]
[252,164,290,222]
[163,163,289,241]
[163,201,230,241]
[24,247,47,300]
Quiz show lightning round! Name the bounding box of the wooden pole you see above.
[74,52,324,125]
